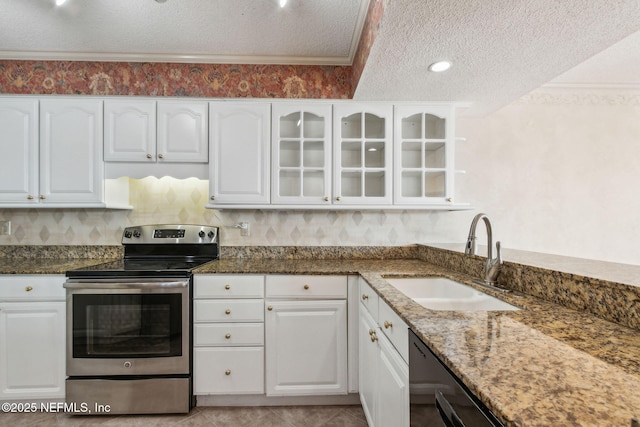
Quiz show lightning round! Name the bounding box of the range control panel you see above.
[122,224,218,244]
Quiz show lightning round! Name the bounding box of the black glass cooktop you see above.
[66,258,215,278]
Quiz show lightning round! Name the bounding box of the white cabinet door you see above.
[271,104,332,205]
[265,299,347,396]
[333,103,393,205]
[377,332,409,427]
[209,102,270,204]
[0,98,38,204]
[358,304,379,427]
[0,301,65,399]
[157,101,208,163]
[394,105,456,205]
[104,100,157,162]
[39,98,104,204]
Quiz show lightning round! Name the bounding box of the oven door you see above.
[64,278,190,377]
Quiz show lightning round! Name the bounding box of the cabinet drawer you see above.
[266,275,347,299]
[194,275,264,299]
[194,323,264,346]
[194,347,264,395]
[0,275,65,301]
[358,278,379,321]
[379,299,409,363]
[194,300,264,323]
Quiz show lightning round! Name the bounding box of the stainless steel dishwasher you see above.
[409,330,504,427]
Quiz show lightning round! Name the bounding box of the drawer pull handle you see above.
[25,286,33,292]
[225,370,231,376]
[225,284,231,290]
[267,306,273,311]
[225,309,231,315]
[225,333,231,339]
[384,320,393,329]
[303,284,310,290]
[362,294,368,300]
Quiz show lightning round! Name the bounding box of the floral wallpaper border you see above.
[0,62,353,98]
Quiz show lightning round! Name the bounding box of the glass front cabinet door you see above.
[271,104,332,205]
[333,104,393,205]
[393,105,455,205]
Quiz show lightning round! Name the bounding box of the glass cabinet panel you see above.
[394,106,454,205]
[333,105,392,205]
[272,105,331,204]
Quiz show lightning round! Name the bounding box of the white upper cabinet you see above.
[0,98,38,204]
[104,100,156,162]
[271,104,332,205]
[333,104,393,205]
[394,105,456,205]
[104,100,208,163]
[157,101,208,163]
[208,102,270,205]
[39,98,104,205]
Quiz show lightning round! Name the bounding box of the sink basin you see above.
[384,277,520,311]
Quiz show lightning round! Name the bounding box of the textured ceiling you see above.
[0,0,639,115]
[0,0,368,64]
[354,0,640,115]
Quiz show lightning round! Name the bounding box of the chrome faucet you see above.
[465,213,503,285]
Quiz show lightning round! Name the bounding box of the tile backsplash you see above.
[0,176,460,247]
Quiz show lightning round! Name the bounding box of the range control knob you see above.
[132,230,141,238]
[124,231,132,238]
[198,230,206,238]
[208,231,215,238]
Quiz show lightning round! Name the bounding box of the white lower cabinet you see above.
[359,277,409,427]
[0,275,66,400]
[265,275,348,396]
[193,275,265,395]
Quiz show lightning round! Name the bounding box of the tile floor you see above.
[2,405,369,427]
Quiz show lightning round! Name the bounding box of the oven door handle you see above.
[63,280,189,290]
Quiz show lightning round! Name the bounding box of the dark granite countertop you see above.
[195,258,640,427]
[2,255,639,426]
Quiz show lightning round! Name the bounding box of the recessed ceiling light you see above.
[279,0,288,7]
[428,61,452,73]
[55,0,67,6]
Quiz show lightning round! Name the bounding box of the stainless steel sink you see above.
[384,277,520,311]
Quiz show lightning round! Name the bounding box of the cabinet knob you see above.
[368,329,375,336]
[336,196,341,202]
[225,370,231,376]
[323,196,329,202]
[25,286,33,292]
[146,153,153,159]
[225,284,231,290]
[384,320,393,329]
[158,154,164,159]
[267,306,273,311]
[27,195,34,200]
[446,197,453,202]
[210,196,215,200]
[370,332,378,343]
[225,333,231,339]
[39,195,46,200]
[362,294,368,300]
[225,309,231,315]
[303,284,310,290]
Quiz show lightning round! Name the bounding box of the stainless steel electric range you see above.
[64,224,219,415]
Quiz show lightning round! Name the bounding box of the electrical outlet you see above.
[0,221,10,236]
[240,222,250,237]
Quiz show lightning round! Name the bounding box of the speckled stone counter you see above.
[195,258,640,427]
[0,258,110,274]
[2,245,639,425]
